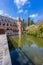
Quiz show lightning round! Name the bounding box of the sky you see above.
[0,0,43,22]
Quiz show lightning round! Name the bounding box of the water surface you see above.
[9,35,43,65]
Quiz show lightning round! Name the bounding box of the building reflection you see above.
[18,34,22,48]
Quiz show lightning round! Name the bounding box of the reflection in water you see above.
[22,43,43,65]
[18,35,43,65]
[18,35,21,48]
[30,43,38,48]
[10,35,43,65]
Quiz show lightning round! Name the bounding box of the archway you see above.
[0,29,5,34]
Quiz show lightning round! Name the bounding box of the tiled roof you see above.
[0,15,18,23]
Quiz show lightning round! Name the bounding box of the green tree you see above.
[28,17,31,26]
[22,19,26,31]
[28,17,34,26]
[31,20,34,25]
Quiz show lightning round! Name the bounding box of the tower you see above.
[17,18,22,35]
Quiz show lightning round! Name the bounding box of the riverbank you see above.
[27,33,43,38]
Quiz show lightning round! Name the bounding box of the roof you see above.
[0,15,18,23]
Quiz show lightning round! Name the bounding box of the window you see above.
[0,22,1,25]
[5,19,6,21]
[0,18,1,20]
[10,24,12,26]
[0,29,5,34]
[2,19,3,21]
[3,23,5,26]
[7,28,9,30]
[7,23,9,26]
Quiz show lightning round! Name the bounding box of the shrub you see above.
[27,25,43,38]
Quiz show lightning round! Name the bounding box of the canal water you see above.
[9,35,43,65]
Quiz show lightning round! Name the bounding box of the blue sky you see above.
[0,0,43,22]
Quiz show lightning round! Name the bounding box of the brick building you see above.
[0,15,22,35]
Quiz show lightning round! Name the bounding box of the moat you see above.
[8,35,43,65]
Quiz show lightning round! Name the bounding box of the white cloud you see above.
[0,10,12,18]
[4,13,12,18]
[14,0,30,9]
[18,9,28,14]
[11,17,19,20]
[18,9,23,13]
[0,10,4,15]
[4,13,9,16]
[4,13,11,18]
[14,17,19,20]
[0,10,19,20]
[29,14,38,18]
[0,10,9,16]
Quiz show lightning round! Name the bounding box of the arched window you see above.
[0,29,5,34]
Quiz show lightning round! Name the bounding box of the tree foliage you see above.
[22,19,26,31]
[27,24,43,38]
[28,17,31,26]
[28,17,34,26]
